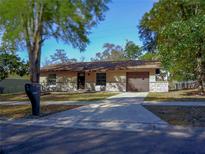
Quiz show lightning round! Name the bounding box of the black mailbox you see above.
[25,83,40,115]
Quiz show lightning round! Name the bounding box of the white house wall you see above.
[40,69,169,92]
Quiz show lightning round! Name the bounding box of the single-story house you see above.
[40,60,168,92]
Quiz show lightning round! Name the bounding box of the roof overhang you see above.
[40,60,161,73]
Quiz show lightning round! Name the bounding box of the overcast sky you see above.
[18,0,155,64]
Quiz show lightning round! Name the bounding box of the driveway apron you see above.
[10,92,168,132]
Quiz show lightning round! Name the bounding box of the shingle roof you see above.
[41,60,161,72]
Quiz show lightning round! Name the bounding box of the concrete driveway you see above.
[8,92,168,132]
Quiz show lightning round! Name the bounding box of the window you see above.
[96,73,106,86]
[47,74,56,85]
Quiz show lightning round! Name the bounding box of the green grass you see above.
[0,92,118,102]
[144,105,205,127]
[7,74,29,79]
[0,104,82,119]
[145,89,205,102]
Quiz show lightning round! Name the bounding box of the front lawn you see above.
[145,89,205,102]
[144,105,205,127]
[0,92,118,102]
[0,104,82,119]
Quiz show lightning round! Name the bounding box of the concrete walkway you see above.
[2,92,169,132]
[1,92,205,106]
[0,100,101,106]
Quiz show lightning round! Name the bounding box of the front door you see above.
[77,72,85,89]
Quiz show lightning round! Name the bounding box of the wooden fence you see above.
[169,81,199,91]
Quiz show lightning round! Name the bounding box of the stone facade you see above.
[106,82,126,92]
[149,82,169,92]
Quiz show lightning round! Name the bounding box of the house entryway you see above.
[77,72,85,89]
[126,72,149,92]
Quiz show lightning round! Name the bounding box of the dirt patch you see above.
[184,90,205,96]
[144,105,205,127]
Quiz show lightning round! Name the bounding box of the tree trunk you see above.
[24,1,44,116]
[196,51,204,95]
[29,35,41,83]
[25,31,42,116]
[27,1,44,83]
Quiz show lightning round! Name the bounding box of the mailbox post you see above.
[25,83,40,115]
